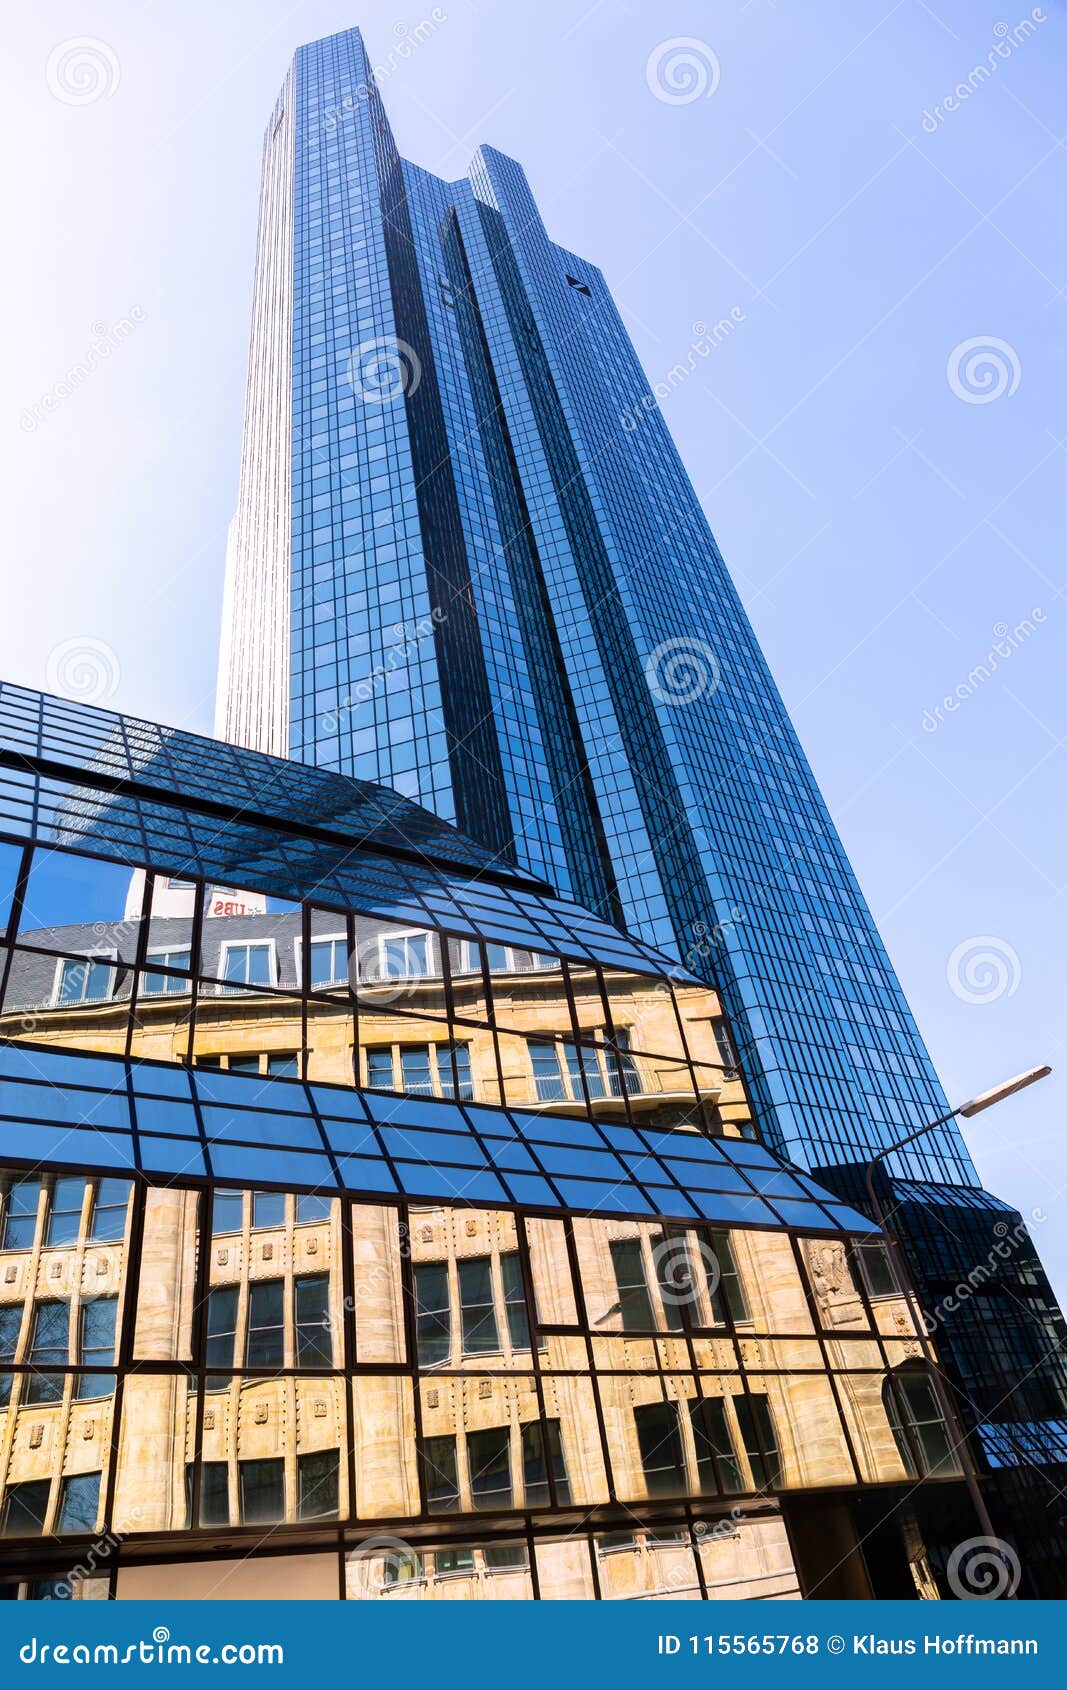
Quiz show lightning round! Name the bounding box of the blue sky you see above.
[4,1,1065,1293]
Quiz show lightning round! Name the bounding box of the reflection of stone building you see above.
[0,683,982,1600]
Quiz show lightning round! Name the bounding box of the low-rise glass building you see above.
[0,683,977,1599]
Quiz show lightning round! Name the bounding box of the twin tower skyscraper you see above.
[217,37,1067,1568]
[217,25,966,1193]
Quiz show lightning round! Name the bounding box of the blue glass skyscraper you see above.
[218,28,1067,1576]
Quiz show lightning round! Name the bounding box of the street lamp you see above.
[862,1063,1051,1595]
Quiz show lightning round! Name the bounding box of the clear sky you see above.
[3,2,1065,1295]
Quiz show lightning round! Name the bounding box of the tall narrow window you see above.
[500,1253,530,1350]
[195,1461,230,1527]
[0,1304,22,1407]
[708,1231,749,1323]
[564,1041,605,1100]
[399,1046,434,1096]
[423,1435,459,1513]
[45,1178,85,1248]
[711,1017,738,1075]
[297,1450,339,1519]
[246,1280,284,1368]
[25,1302,68,1403]
[608,1029,642,1096]
[205,1285,238,1381]
[77,1297,117,1398]
[853,1240,898,1299]
[239,1459,284,1524]
[414,1263,451,1366]
[689,1398,744,1494]
[308,937,348,989]
[467,1426,512,1510]
[633,1400,687,1497]
[211,1191,244,1234]
[733,1392,782,1490]
[57,1472,100,1533]
[88,1179,130,1244]
[1,1180,39,1250]
[442,1042,474,1101]
[609,1238,655,1330]
[294,1275,332,1367]
[457,1258,500,1354]
[522,1418,570,1506]
[652,1232,692,1332]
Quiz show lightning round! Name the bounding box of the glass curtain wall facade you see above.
[0,683,974,1599]
[214,30,1067,1588]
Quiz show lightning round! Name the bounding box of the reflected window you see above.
[435,1547,473,1576]
[45,1178,86,1247]
[211,1191,244,1234]
[220,942,275,993]
[522,1419,570,1506]
[441,1042,473,1102]
[227,1056,261,1075]
[57,1473,100,1534]
[25,1301,68,1402]
[239,1459,284,1524]
[468,1426,512,1511]
[295,1275,332,1367]
[608,1030,642,1097]
[297,1450,339,1520]
[141,948,191,996]
[252,1191,285,1230]
[652,1232,692,1332]
[247,1280,284,1368]
[88,1179,130,1243]
[365,1049,394,1090]
[528,1042,565,1103]
[1,1180,40,1251]
[0,1305,21,1404]
[205,1286,238,1377]
[1,1480,50,1536]
[458,1258,499,1355]
[501,1253,530,1350]
[295,1192,332,1224]
[711,1017,738,1076]
[424,1435,460,1513]
[708,1231,748,1323]
[853,1240,898,1299]
[193,1461,230,1527]
[609,1238,654,1330]
[690,1399,744,1494]
[414,1263,450,1366]
[54,956,114,1006]
[734,1392,781,1490]
[308,936,348,989]
[77,1297,117,1398]
[634,1401,686,1497]
[399,1046,434,1097]
[379,932,432,981]
[267,1053,299,1079]
[884,1370,959,1478]
[566,1043,605,1101]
